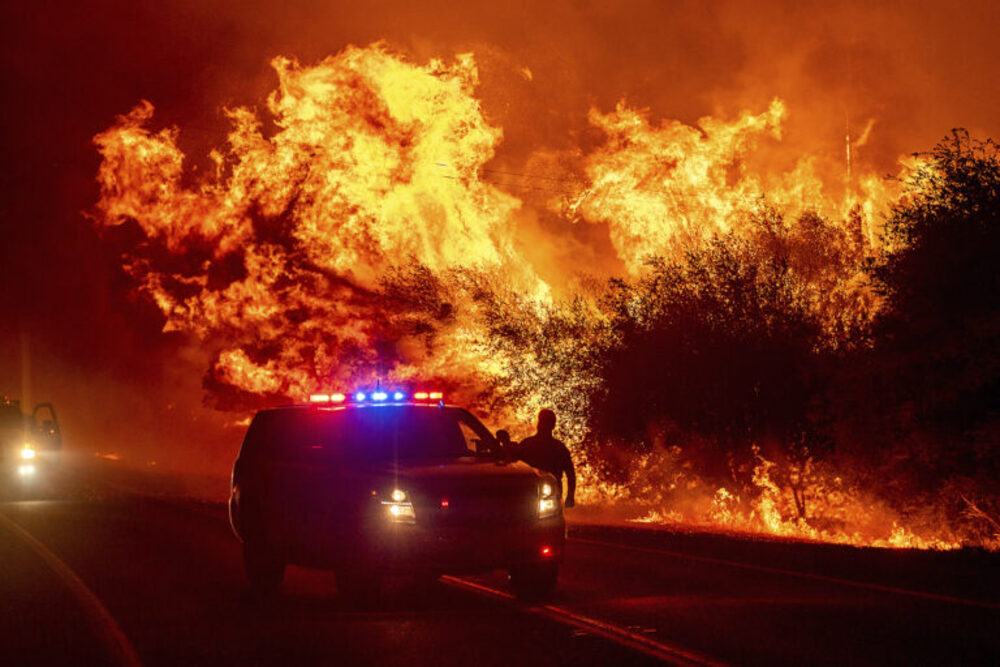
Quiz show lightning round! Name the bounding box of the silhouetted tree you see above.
[872,131,1000,442]
[588,232,830,480]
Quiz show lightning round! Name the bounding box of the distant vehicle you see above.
[229,389,565,600]
[0,398,61,480]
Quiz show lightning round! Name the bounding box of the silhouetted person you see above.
[513,409,576,507]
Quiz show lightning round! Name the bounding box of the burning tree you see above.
[847,130,1000,545]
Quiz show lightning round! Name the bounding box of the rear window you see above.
[244,406,491,464]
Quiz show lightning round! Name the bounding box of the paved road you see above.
[1,467,998,666]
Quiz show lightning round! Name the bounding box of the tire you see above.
[509,562,558,599]
[243,540,284,595]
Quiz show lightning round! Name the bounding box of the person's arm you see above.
[561,444,576,507]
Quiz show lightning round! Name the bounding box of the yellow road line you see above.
[440,575,727,666]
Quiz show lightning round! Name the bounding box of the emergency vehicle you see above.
[229,389,565,599]
[0,398,61,482]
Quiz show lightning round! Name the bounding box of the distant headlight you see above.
[382,488,416,523]
[20,445,36,460]
[539,481,559,518]
[387,503,415,520]
[18,464,36,476]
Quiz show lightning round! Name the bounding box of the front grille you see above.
[416,486,536,526]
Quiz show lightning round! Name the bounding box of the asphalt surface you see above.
[1,465,999,666]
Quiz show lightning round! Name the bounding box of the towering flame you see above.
[562,98,893,272]
[94,44,542,400]
[568,98,789,269]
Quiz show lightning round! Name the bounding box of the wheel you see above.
[509,562,558,599]
[243,540,284,595]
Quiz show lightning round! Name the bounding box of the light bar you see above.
[310,388,444,404]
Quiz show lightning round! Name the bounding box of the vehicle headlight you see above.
[382,488,416,523]
[18,464,36,476]
[539,481,559,518]
[20,445,36,460]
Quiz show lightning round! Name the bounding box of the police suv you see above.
[229,389,565,599]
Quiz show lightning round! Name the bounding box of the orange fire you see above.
[94,44,545,399]
[93,43,990,551]
[610,447,964,550]
[563,98,896,268]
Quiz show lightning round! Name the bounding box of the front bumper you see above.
[358,516,566,574]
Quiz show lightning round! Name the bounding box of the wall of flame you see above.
[93,43,898,403]
[90,42,990,550]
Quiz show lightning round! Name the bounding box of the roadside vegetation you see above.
[385,131,1000,546]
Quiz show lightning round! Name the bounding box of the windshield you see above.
[327,407,472,461]
[254,406,495,464]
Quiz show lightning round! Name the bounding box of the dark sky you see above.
[2,0,998,472]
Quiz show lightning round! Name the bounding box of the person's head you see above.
[536,409,556,435]
[496,429,511,446]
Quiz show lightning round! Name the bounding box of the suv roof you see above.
[242,403,495,465]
